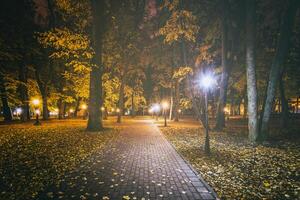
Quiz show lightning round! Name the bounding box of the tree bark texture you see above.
[0,72,12,121]
[87,0,106,131]
[260,0,299,138]
[245,0,259,142]
[215,0,230,130]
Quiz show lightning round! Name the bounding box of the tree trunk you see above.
[74,97,81,118]
[174,80,179,122]
[245,0,259,142]
[215,0,230,130]
[57,98,64,119]
[131,92,135,117]
[0,72,12,121]
[279,76,289,128]
[87,0,106,131]
[42,93,49,120]
[260,0,299,138]
[117,75,124,123]
[169,88,173,120]
[35,68,49,120]
[18,64,30,121]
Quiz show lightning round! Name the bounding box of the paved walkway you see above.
[39,119,217,200]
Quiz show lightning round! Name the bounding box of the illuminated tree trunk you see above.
[18,64,30,121]
[279,76,289,128]
[74,97,81,118]
[245,0,258,142]
[0,72,12,121]
[173,80,179,122]
[215,0,229,130]
[169,90,173,120]
[35,69,49,120]
[117,75,124,123]
[87,0,105,131]
[260,0,299,138]
[131,92,135,117]
[57,98,64,119]
[42,94,49,120]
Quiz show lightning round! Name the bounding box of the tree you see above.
[87,0,107,131]
[0,71,13,121]
[260,0,300,138]
[245,0,258,142]
[215,0,230,130]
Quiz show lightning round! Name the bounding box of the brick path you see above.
[38,119,217,200]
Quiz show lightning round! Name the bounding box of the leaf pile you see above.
[0,121,118,199]
[161,127,300,200]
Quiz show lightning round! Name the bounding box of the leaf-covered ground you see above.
[160,120,300,200]
[0,120,118,199]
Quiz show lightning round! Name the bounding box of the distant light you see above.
[153,104,160,112]
[223,107,230,113]
[49,111,58,116]
[116,108,120,113]
[162,101,169,109]
[101,107,105,111]
[148,108,153,113]
[32,99,40,106]
[200,73,216,90]
[178,109,182,113]
[69,109,74,113]
[111,108,115,112]
[81,104,87,110]
[35,109,41,115]
[54,108,59,112]
[16,108,22,114]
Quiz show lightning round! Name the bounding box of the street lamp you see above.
[162,101,169,127]
[199,73,216,155]
[32,99,41,125]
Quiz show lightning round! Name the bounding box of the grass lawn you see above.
[0,120,118,199]
[159,118,300,200]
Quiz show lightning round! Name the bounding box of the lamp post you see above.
[162,101,169,127]
[200,73,216,155]
[32,99,41,125]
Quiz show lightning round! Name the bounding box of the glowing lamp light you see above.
[101,107,105,111]
[32,99,40,106]
[153,104,160,112]
[35,109,41,115]
[178,109,182,113]
[81,104,87,110]
[200,74,216,90]
[116,108,120,113]
[148,108,153,114]
[162,101,169,109]
[16,108,22,115]
[224,107,230,114]
[69,109,74,113]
